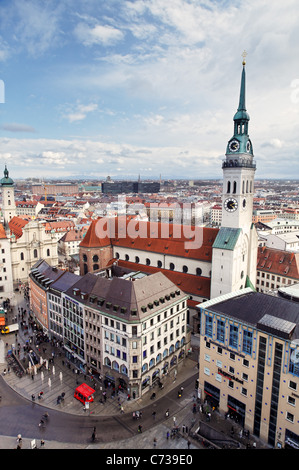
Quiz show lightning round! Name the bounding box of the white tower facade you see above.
[211,58,258,298]
[1,166,16,227]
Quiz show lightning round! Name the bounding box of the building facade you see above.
[63,271,189,397]
[197,288,299,449]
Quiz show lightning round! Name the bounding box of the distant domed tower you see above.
[79,218,113,275]
[0,165,16,228]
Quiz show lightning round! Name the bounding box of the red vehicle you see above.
[74,383,95,404]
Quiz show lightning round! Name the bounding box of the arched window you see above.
[169,262,175,271]
[246,180,249,193]
[149,358,155,368]
[242,180,245,194]
[196,267,202,276]
[157,260,162,268]
[146,258,151,266]
[93,264,99,271]
[47,249,50,257]
[33,249,38,258]
[93,254,99,262]
[135,256,140,263]
[83,264,88,275]
[182,265,188,273]
[115,252,119,259]
[125,254,129,261]
[112,361,119,372]
[233,181,237,194]
[83,254,87,262]
[227,181,231,193]
[120,365,128,375]
[20,252,24,261]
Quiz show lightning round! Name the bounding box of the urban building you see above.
[197,287,299,449]
[256,247,299,293]
[62,270,189,397]
[102,181,160,194]
[32,183,79,196]
[15,200,44,218]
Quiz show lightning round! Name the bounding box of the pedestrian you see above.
[187,440,191,449]
[153,437,157,448]
[40,439,45,447]
[166,431,170,440]
[152,411,156,420]
[182,424,186,433]
[138,425,142,433]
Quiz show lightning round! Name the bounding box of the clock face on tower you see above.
[228,139,240,152]
[224,197,238,212]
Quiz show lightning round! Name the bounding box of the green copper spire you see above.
[225,52,254,157]
[233,59,250,122]
[0,165,14,186]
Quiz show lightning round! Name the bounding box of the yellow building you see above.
[197,287,299,449]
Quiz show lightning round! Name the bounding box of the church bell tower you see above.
[211,53,258,298]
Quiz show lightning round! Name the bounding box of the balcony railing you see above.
[222,159,256,169]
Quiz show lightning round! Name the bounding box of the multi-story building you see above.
[15,200,44,218]
[0,223,14,302]
[210,204,222,226]
[29,260,66,331]
[256,247,299,293]
[58,227,88,259]
[197,287,299,449]
[32,183,79,196]
[63,271,189,397]
[252,209,277,224]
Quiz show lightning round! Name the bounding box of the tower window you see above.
[233,181,237,194]
[227,181,231,193]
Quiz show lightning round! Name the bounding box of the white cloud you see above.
[63,102,98,123]
[74,22,124,46]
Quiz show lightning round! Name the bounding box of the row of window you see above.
[114,252,203,275]
[205,315,253,355]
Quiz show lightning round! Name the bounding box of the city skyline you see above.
[0,0,299,180]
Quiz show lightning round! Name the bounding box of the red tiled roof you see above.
[43,220,75,232]
[8,216,30,238]
[257,246,299,280]
[79,219,112,248]
[80,216,218,261]
[110,258,211,298]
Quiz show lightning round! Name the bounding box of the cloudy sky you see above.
[0,0,298,181]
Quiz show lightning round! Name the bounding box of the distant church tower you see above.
[0,165,16,228]
[211,54,258,298]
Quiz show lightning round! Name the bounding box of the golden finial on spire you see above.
[242,50,247,65]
